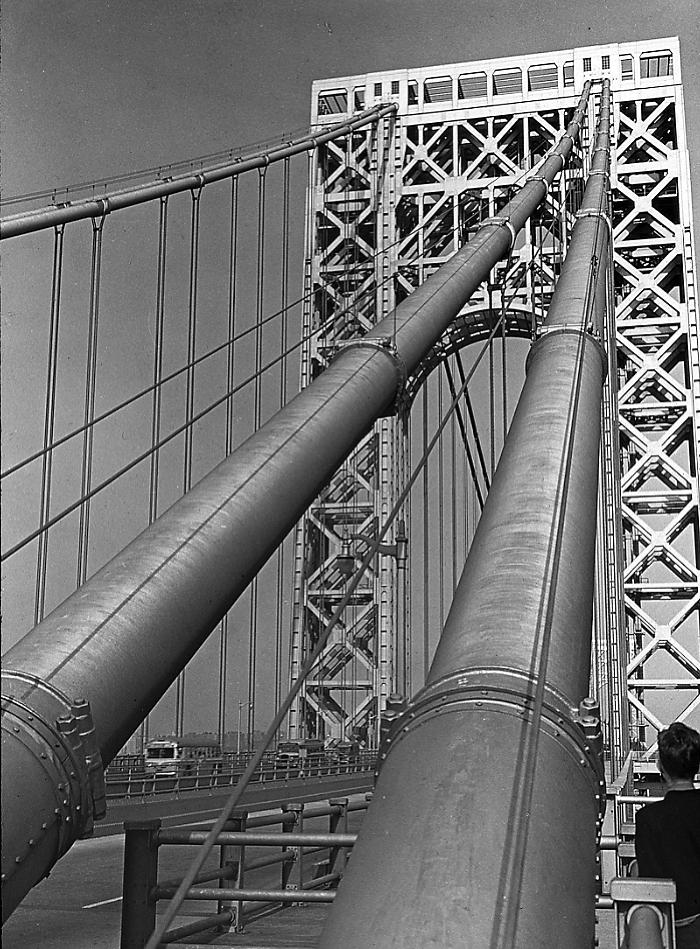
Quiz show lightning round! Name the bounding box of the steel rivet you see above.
[15,857,21,864]
[28,839,34,847]
[13,726,19,733]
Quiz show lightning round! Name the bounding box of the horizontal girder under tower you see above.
[294,37,700,757]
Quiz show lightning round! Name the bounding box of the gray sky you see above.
[3,0,699,208]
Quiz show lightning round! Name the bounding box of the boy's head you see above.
[657,722,700,781]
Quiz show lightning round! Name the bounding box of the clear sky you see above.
[3,0,699,209]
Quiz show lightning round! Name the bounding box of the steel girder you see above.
[611,67,700,746]
[294,69,591,745]
[301,39,699,758]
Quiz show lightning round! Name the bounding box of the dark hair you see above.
[658,722,700,780]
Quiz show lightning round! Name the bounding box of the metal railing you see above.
[120,795,371,948]
[106,753,376,800]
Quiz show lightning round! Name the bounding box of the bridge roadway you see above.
[3,773,373,949]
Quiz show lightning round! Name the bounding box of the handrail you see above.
[120,795,369,946]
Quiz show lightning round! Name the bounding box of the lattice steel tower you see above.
[289,38,699,764]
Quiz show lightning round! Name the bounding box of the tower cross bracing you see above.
[290,37,699,760]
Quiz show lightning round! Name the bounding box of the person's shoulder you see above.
[636,798,664,823]
[668,788,700,807]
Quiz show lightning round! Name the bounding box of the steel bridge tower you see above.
[289,38,699,762]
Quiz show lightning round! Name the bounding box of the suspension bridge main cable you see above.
[0,105,399,239]
[145,304,509,949]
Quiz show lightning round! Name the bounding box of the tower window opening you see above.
[354,88,365,111]
[424,76,453,103]
[602,54,610,69]
[493,67,522,96]
[640,51,673,79]
[318,89,348,115]
[374,82,382,96]
[391,80,400,95]
[407,80,418,106]
[528,63,558,91]
[621,55,634,81]
[458,71,487,99]
[583,57,592,72]
[563,62,574,87]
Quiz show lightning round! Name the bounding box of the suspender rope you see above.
[34,223,65,625]
[77,210,106,587]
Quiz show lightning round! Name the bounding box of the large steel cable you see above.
[0,105,398,239]
[145,305,509,949]
[318,80,611,949]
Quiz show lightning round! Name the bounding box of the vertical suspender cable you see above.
[437,370,445,632]
[422,383,430,683]
[176,181,202,737]
[488,288,496,477]
[141,194,169,752]
[218,176,239,749]
[501,296,508,444]
[444,359,484,508]
[275,156,291,719]
[77,211,106,587]
[34,224,65,625]
[248,164,267,748]
[450,356,458,593]
[149,196,168,527]
[455,350,490,501]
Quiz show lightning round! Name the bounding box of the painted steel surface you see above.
[319,81,611,949]
[1,84,590,919]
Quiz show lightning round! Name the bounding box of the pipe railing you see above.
[106,754,375,800]
[120,796,370,949]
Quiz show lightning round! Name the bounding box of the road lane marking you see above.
[83,896,123,909]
